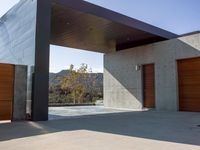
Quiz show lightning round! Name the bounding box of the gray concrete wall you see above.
[0,0,37,115]
[104,33,200,111]
[12,65,27,121]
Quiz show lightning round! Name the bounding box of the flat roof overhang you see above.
[50,0,178,53]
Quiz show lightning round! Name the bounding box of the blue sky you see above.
[0,0,200,73]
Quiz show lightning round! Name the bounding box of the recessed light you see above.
[127,37,131,41]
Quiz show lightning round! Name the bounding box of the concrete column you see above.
[12,65,28,121]
[31,0,51,121]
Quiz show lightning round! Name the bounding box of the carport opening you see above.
[49,45,111,120]
[48,0,175,120]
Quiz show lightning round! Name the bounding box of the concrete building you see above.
[0,0,199,121]
[104,32,200,111]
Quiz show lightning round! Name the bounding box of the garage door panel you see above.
[0,101,12,115]
[179,95,200,99]
[0,69,14,76]
[0,88,13,100]
[178,66,200,72]
[178,57,200,112]
[0,78,14,83]
[0,84,14,89]
[0,95,14,100]
[178,75,200,82]
[179,104,200,112]
[178,76,200,83]
[0,64,14,120]
[180,98,200,102]
[179,87,200,94]
[179,108,200,112]
[178,59,200,68]
[0,102,12,120]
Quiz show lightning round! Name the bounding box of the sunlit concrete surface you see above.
[0,121,11,124]
[0,111,200,150]
[0,130,200,150]
[48,106,131,120]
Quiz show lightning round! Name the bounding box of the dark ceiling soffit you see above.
[52,0,178,39]
[116,37,165,51]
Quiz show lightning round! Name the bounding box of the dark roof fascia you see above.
[179,31,200,37]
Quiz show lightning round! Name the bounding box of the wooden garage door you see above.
[178,57,200,112]
[0,64,14,120]
[143,64,155,108]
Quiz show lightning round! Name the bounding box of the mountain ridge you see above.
[49,70,103,87]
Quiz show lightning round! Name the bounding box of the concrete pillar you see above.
[12,65,28,121]
[31,0,51,121]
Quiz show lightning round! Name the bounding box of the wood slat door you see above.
[177,57,200,112]
[143,64,155,108]
[0,64,14,120]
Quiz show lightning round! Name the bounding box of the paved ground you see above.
[49,106,130,120]
[0,111,200,150]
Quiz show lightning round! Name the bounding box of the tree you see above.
[60,64,89,104]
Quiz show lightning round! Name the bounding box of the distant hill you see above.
[49,70,103,104]
[49,70,103,87]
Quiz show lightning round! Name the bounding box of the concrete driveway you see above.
[0,111,200,150]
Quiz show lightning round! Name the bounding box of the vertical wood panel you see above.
[143,64,155,108]
[0,64,14,120]
[178,57,200,112]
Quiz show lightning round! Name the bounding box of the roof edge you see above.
[53,0,178,39]
[179,31,200,37]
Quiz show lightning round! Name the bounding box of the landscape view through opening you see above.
[48,45,106,119]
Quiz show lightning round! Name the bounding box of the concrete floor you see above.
[49,106,130,120]
[0,111,200,150]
